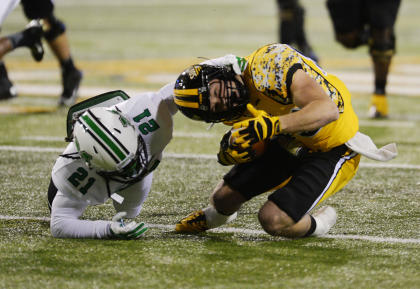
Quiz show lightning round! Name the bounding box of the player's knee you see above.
[258,201,291,236]
[336,32,362,48]
[50,215,64,238]
[43,15,66,41]
[369,28,395,62]
[277,0,299,10]
[258,211,284,236]
[279,0,303,21]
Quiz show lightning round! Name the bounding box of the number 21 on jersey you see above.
[133,108,160,135]
[68,167,96,195]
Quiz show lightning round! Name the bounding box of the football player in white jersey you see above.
[48,83,177,239]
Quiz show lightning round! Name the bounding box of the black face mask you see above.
[174,64,250,123]
[98,135,149,184]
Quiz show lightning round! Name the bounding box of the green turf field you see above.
[0,1,419,288]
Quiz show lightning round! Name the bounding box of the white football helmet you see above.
[73,106,149,182]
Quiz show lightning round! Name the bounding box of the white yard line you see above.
[19,119,415,142]
[11,68,420,98]
[20,131,219,142]
[0,145,63,153]
[14,84,147,99]
[358,120,415,128]
[1,145,420,169]
[0,215,418,244]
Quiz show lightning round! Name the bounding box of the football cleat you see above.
[24,20,44,62]
[59,68,83,106]
[0,77,17,100]
[175,210,209,233]
[312,206,337,237]
[368,94,388,119]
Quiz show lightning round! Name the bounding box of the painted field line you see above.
[0,215,418,244]
[1,145,419,170]
[0,145,63,153]
[153,153,420,170]
[11,71,420,97]
[14,83,147,99]
[20,131,218,142]
[20,118,416,141]
[358,120,415,128]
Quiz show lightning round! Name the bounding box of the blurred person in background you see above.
[0,0,83,106]
[276,0,318,62]
[326,0,401,118]
[0,0,43,100]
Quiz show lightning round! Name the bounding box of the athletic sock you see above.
[0,62,8,79]
[303,215,317,237]
[8,31,27,49]
[60,57,76,72]
[203,206,237,229]
[374,80,386,95]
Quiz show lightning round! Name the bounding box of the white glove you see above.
[110,212,148,239]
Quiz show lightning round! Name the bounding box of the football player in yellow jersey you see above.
[173,43,397,238]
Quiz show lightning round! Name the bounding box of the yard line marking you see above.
[1,145,420,169]
[0,145,63,153]
[13,83,147,99]
[21,136,65,142]
[0,215,51,222]
[359,163,420,169]
[7,69,420,98]
[358,120,415,128]
[20,131,218,142]
[20,119,417,142]
[1,215,418,244]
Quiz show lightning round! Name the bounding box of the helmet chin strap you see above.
[110,193,124,204]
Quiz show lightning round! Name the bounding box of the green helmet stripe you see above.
[81,114,126,161]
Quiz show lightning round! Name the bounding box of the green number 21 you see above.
[68,167,96,195]
[133,108,160,135]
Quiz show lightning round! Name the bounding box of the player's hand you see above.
[217,130,254,166]
[110,212,148,239]
[231,104,281,148]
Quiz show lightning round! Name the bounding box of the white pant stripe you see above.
[306,151,358,214]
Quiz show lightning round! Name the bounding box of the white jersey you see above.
[50,83,177,238]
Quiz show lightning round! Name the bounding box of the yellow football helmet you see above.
[173,64,249,123]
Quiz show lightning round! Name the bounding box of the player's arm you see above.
[50,191,147,239]
[50,191,111,239]
[279,69,339,133]
[230,69,338,151]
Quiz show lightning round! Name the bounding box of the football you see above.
[229,128,267,158]
[251,139,267,157]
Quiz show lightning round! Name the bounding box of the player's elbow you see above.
[50,215,66,238]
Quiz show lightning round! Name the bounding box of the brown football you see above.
[251,140,267,157]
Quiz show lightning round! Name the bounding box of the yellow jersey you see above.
[238,43,359,152]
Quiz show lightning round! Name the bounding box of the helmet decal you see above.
[72,107,150,184]
[79,112,128,162]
